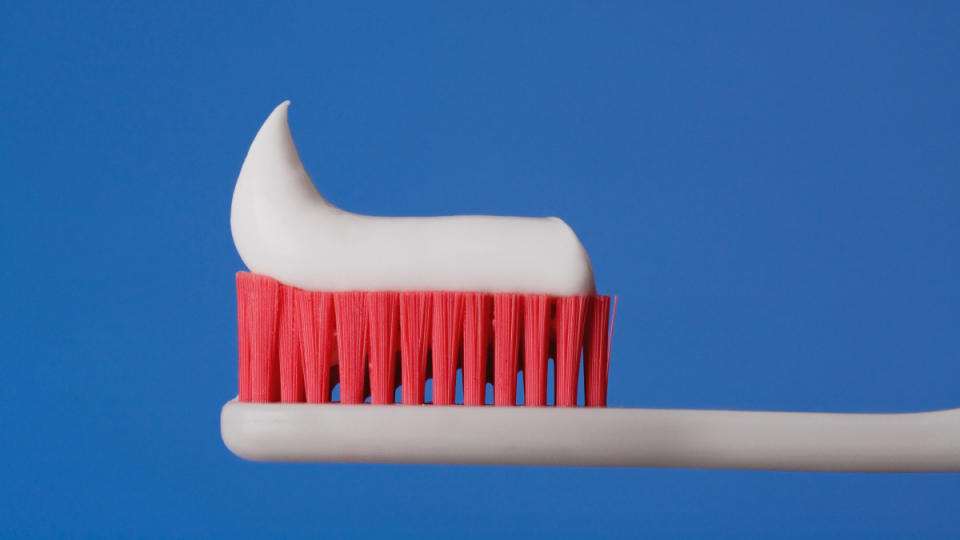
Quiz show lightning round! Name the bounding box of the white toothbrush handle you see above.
[221,400,960,471]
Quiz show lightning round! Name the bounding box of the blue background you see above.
[2,2,959,537]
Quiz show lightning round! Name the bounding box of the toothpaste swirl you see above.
[231,101,595,295]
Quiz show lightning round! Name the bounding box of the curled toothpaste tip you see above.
[231,102,596,295]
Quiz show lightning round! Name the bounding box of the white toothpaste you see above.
[231,101,595,295]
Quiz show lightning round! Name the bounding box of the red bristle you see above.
[333,292,368,404]
[463,293,491,406]
[238,273,281,402]
[366,292,399,404]
[431,292,464,405]
[278,285,305,402]
[555,296,588,407]
[609,296,618,369]
[522,294,550,406]
[583,295,611,407]
[236,270,614,408]
[493,294,522,406]
[399,292,432,404]
[236,273,252,401]
[294,289,334,403]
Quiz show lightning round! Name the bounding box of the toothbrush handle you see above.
[221,401,960,470]
[588,407,960,471]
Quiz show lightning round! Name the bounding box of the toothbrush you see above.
[221,102,960,471]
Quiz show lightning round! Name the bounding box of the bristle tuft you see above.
[493,294,522,406]
[463,293,492,406]
[367,292,399,404]
[523,295,550,406]
[555,296,588,407]
[278,285,305,402]
[583,296,611,407]
[400,292,432,404]
[333,292,368,404]
[236,273,252,401]
[431,292,464,405]
[237,273,281,403]
[294,289,335,403]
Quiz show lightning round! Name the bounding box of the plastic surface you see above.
[221,399,960,471]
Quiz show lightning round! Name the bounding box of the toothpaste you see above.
[231,101,595,295]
